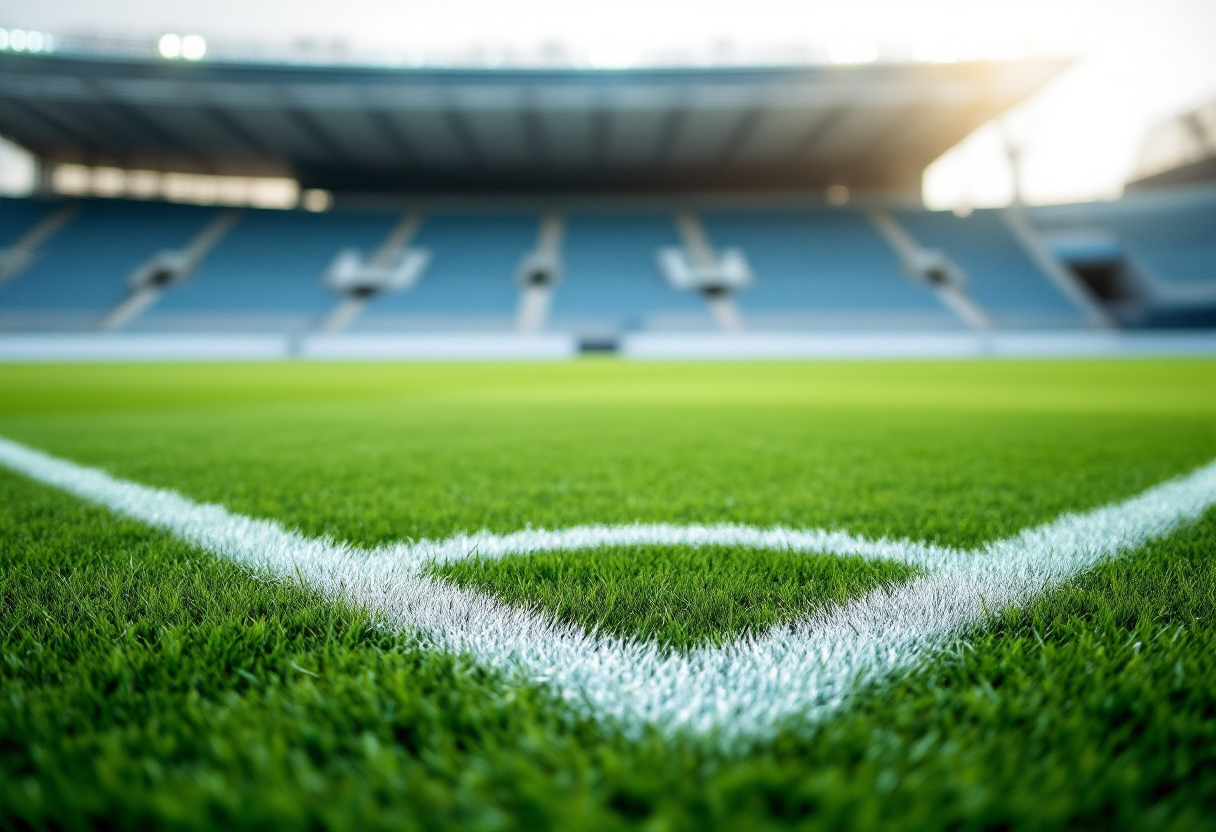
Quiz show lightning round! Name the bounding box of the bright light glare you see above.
[181,34,207,61]
[828,39,877,65]
[158,33,181,58]
[52,164,91,196]
[923,122,1016,211]
[913,40,969,63]
[980,38,1025,61]
[0,136,36,197]
[588,45,637,69]
[302,189,333,212]
[0,30,8,51]
[91,167,127,197]
[127,170,162,199]
[9,29,26,51]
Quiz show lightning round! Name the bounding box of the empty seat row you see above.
[0,195,1097,330]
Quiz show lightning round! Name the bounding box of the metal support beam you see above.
[1000,205,1115,329]
[672,212,746,332]
[674,212,717,269]
[101,209,241,330]
[317,213,426,333]
[869,208,993,330]
[0,201,78,283]
[705,290,744,332]
[515,213,564,333]
[32,156,55,198]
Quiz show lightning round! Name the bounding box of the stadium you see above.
[1,1,1216,829]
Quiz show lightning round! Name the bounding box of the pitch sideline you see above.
[2,432,1215,746]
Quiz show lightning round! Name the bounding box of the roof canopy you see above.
[0,53,1065,194]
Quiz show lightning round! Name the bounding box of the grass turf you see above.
[1,360,1216,830]
[2,361,1215,551]
[431,544,918,649]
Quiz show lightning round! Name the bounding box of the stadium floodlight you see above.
[9,29,26,51]
[913,39,970,64]
[158,34,182,59]
[26,31,43,52]
[826,184,851,205]
[0,29,8,51]
[181,35,206,61]
[302,189,332,212]
[828,39,878,65]
[588,45,637,69]
[980,38,1025,62]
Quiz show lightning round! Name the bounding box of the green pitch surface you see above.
[2,360,1216,830]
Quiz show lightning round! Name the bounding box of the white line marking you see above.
[2,433,1215,747]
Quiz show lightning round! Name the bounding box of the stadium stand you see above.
[893,208,1087,328]
[1031,183,1216,327]
[699,208,959,329]
[150,209,398,331]
[1033,183,1216,285]
[2,190,1215,336]
[359,213,537,330]
[0,198,73,285]
[0,50,1213,345]
[554,213,704,332]
[0,197,60,249]
[0,199,219,329]
[1125,99,1216,191]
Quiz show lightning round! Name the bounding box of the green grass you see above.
[2,361,1215,550]
[432,545,917,649]
[1,360,1216,830]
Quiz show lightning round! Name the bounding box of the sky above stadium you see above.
[1,0,1214,206]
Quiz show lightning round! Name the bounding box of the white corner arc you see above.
[2,433,1215,747]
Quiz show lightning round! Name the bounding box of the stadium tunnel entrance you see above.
[1047,230,1216,328]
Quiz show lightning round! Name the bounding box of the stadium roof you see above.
[0,53,1065,194]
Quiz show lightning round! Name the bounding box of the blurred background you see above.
[2,0,1215,207]
[0,0,1213,358]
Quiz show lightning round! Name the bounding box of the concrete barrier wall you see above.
[0,334,292,362]
[299,334,577,360]
[620,331,1216,359]
[1,331,1215,362]
[0,333,576,362]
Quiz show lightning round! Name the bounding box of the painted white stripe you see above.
[2,433,1215,747]
[379,523,961,572]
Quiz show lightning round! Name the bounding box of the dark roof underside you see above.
[0,54,1065,194]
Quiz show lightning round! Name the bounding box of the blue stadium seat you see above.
[1032,184,1216,285]
[5,193,1203,332]
[365,213,535,318]
[701,209,946,315]
[0,199,215,313]
[0,196,62,247]
[157,209,398,316]
[894,208,1083,325]
[553,213,702,329]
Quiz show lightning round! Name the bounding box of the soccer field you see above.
[2,360,1216,830]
